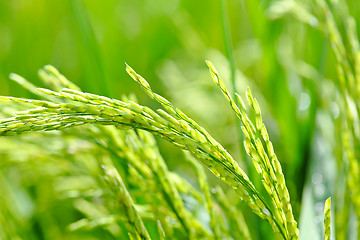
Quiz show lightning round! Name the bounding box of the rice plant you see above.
[7,0,360,239]
[268,0,360,238]
[0,60,333,239]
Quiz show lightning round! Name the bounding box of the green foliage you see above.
[3,0,360,239]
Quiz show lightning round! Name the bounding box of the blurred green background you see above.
[1,0,357,239]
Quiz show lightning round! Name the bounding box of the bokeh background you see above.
[1,0,359,239]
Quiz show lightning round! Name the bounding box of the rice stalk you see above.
[324,197,331,240]
[206,60,299,239]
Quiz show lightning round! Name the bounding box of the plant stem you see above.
[220,0,250,173]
